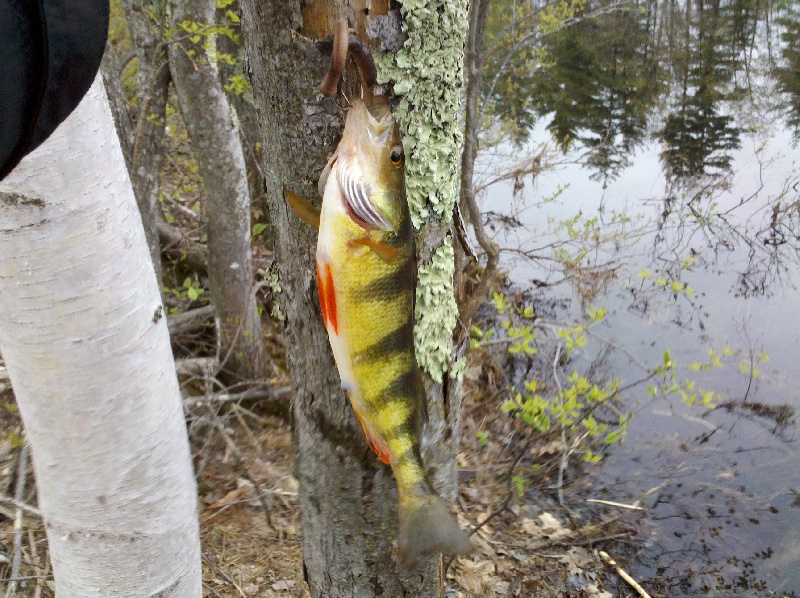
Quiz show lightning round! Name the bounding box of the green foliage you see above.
[6,432,25,449]
[252,222,268,239]
[512,474,526,497]
[479,293,628,463]
[169,276,206,303]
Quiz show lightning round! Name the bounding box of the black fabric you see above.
[0,0,109,181]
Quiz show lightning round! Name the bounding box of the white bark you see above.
[0,75,201,597]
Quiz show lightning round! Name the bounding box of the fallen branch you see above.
[599,550,652,598]
[157,219,208,274]
[4,443,30,598]
[175,356,219,378]
[168,305,215,336]
[183,385,291,408]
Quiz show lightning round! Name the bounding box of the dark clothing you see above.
[0,0,108,180]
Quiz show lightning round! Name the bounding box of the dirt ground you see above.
[0,344,656,598]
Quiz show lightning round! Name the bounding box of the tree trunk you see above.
[240,2,468,596]
[100,41,135,172]
[122,0,171,289]
[457,0,500,324]
[0,75,201,597]
[168,0,267,381]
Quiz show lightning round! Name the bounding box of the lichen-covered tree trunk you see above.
[0,75,201,597]
[169,0,267,381]
[239,1,468,596]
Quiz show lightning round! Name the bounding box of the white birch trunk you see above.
[0,75,202,597]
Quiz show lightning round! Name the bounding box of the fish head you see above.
[334,99,406,234]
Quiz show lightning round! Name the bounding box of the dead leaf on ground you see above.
[558,546,594,577]
[586,582,613,598]
[271,579,296,591]
[455,558,496,594]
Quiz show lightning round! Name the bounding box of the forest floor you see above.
[0,334,657,597]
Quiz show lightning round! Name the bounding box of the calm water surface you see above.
[481,0,800,593]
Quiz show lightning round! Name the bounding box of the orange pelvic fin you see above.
[316,262,339,334]
[284,188,321,230]
[347,236,400,263]
[353,409,392,465]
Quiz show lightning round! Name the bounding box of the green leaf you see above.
[513,475,526,497]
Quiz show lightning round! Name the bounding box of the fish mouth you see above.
[337,164,393,231]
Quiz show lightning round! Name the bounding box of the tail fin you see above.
[397,492,473,570]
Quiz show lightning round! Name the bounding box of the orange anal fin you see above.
[348,237,400,263]
[284,188,321,230]
[316,262,338,334]
[354,410,392,465]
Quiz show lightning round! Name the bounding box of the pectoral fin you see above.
[284,188,321,230]
[348,237,400,263]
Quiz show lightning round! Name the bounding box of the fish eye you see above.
[390,145,404,166]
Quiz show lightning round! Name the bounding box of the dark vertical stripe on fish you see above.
[356,321,414,364]
[357,260,413,301]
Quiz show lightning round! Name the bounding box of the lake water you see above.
[489,123,799,595]
[479,0,800,593]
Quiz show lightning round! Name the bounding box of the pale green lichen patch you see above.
[414,238,458,384]
[376,0,469,230]
[267,265,285,322]
[375,0,469,382]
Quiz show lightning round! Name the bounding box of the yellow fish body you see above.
[297,98,472,568]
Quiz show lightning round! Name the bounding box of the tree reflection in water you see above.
[476,0,800,594]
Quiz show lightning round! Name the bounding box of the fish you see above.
[285,97,473,569]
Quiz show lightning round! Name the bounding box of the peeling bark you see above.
[0,76,201,597]
[169,0,267,381]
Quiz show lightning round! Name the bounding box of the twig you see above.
[552,343,568,509]
[599,550,652,598]
[175,356,219,378]
[168,306,215,336]
[5,443,30,598]
[214,567,246,598]
[0,496,41,518]
[208,413,274,531]
[444,437,531,576]
[183,385,290,408]
[586,499,645,511]
[1,577,52,583]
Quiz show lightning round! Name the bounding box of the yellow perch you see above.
[286,97,472,569]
